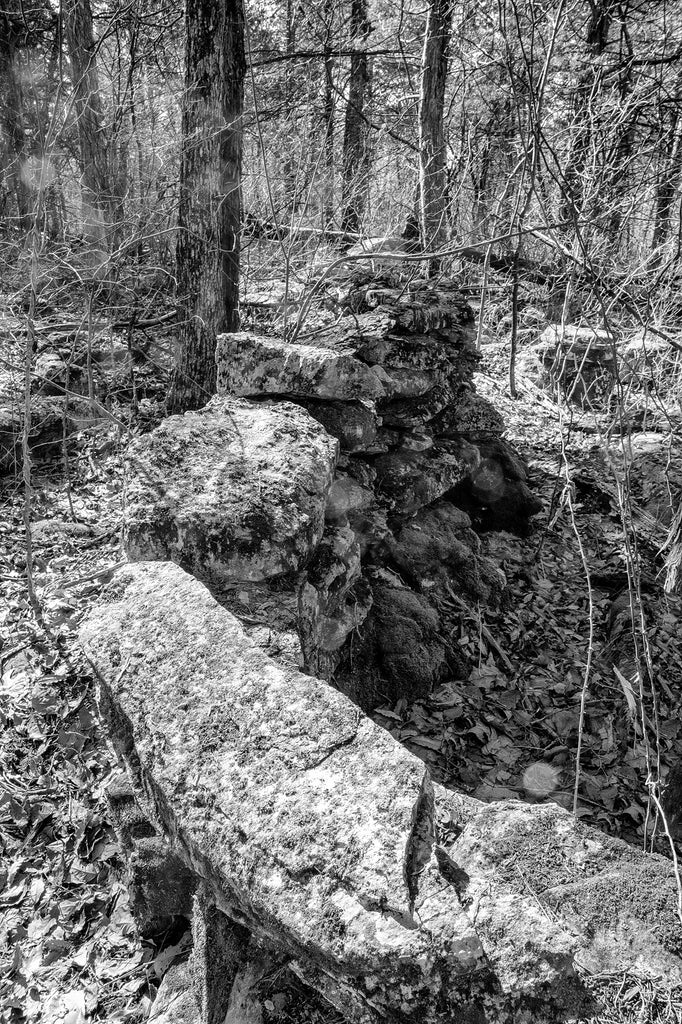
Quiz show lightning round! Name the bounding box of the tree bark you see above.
[0,2,31,230]
[282,0,297,213]
[63,0,110,247]
[560,0,616,224]
[418,0,452,275]
[168,0,245,414]
[341,0,372,234]
[653,111,682,253]
[322,0,336,231]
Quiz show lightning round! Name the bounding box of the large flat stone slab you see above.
[81,561,488,1020]
[123,397,337,582]
[437,794,682,992]
[216,333,385,402]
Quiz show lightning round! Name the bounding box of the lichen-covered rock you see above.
[441,797,682,989]
[369,363,443,399]
[216,333,385,402]
[352,328,462,372]
[80,561,490,1022]
[301,305,476,379]
[374,440,480,513]
[123,396,338,583]
[338,274,477,342]
[521,324,617,406]
[81,561,682,1022]
[378,382,455,428]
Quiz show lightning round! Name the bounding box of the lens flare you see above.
[522,761,560,796]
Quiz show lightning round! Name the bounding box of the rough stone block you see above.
[106,777,196,937]
[123,396,338,583]
[374,440,480,513]
[216,333,385,402]
[379,381,455,428]
[387,501,505,602]
[303,399,379,453]
[80,561,491,1021]
[430,388,505,438]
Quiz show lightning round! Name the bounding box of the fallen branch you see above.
[444,583,515,673]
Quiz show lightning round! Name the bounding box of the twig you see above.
[444,584,515,672]
[58,559,128,591]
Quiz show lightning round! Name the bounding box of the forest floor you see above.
[1,286,682,1023]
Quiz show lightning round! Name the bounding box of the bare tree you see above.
[63,0,110,247]
[0,0,32,230]
[418,0,452,274]
[341,0,372,234]
[168,0,245,414]
[652,101,682,253]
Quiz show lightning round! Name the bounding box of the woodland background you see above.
[2,1,682,1022]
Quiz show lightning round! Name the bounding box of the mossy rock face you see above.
[350,577,463,705]
[445,799,682,987]
[374,439,481,514]
[123,396,338,584]
[387,501,505,603]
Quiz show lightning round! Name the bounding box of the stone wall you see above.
[81,274,682,1023]
[123,274,539,709]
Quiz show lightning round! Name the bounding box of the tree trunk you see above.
[652,111,682,253]
[341,0,372,234]
[418,0,452,275]
[560,0,615,224]
[0,2,31,231]
[282,0,297,213]
[322,0,336,231]
[168,0,245,414]
[63,0,110,248]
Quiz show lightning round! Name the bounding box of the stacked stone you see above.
[123,273,540,706]
[519,323,617,406]
[213,273,538,701]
